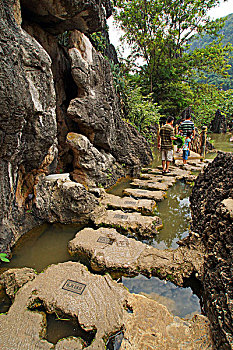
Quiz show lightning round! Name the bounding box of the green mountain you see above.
[190,13,233,90]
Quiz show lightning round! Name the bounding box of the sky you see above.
[108,0,233,55]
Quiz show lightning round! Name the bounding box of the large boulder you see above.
[190,152,233,349]
[66,132,125,187]
[35,174,99,224]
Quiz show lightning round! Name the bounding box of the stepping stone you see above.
[68,227,205,286]
[93,209,163,237]
[123,188,166,201]
[101,193,156,215]
[140,173,176,187]
[0,262,127,350]
[130,179,169,191]
[68,227,147,273]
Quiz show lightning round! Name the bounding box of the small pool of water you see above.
[46,313,95,345]
[122,274,201,319]
[0,223,83,273]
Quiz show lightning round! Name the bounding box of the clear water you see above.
[0,223,83,273]
[122,274,201,319]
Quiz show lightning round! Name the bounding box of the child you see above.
[182,131,192,164]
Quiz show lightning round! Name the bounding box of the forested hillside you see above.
[190,13,233,90]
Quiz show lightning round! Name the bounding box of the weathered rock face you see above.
[190,152,233,349]
[20,0,111,34]
[0,0,57,253]
[66,132,125,187]
[210,109,227,133]
[67,31,152,175]
[0,263,213,350]
[35,174,99,224]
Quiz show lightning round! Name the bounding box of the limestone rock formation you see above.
[67,31,152,174]
[68,227,205,286]
[122,294,213,350]
[0,0,57,253]
[190,151,233,349]
[210,109,227,133]
[20,0,111,34]
[0,262,128,350]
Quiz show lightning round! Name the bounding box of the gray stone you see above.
[140,173,177,187]
[92,210,163,237]
[123,188,166,201]
[66,132,124,188]
[0,267,36,299]
[20,0,111,34]
[68,227,205,286]
[0,0,57,253]
[67,31,152,175]
[190,152,233,348]
[35,175,99,224]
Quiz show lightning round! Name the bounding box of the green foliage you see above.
[109,61,126,94]
[125,86,163,142]
[57,31,71,47]
[0,253,10,263]
[89,32,107,54]
[173,135,185,147]
[189,13,233,90]
[192,83,233,127]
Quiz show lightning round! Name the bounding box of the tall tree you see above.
[114,0,232,116]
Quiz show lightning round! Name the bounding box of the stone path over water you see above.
[0,159,215,350]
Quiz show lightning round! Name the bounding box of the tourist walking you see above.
[182,131,192,165]
[178,114,195,137]
[158,116,176,175]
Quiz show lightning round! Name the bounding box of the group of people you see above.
[157,115,195,174]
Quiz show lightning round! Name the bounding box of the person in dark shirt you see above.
[158,116,176,174]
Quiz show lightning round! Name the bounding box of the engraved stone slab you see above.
[114,214,128,220]
[97,236,114,245]
[62,279,86,295]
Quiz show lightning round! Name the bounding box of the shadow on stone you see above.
[0,289,12,314]
[29,300,96,346]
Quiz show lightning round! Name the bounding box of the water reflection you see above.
[122,274,201,319]
[0,223,83,273]
[146,181,192,249]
